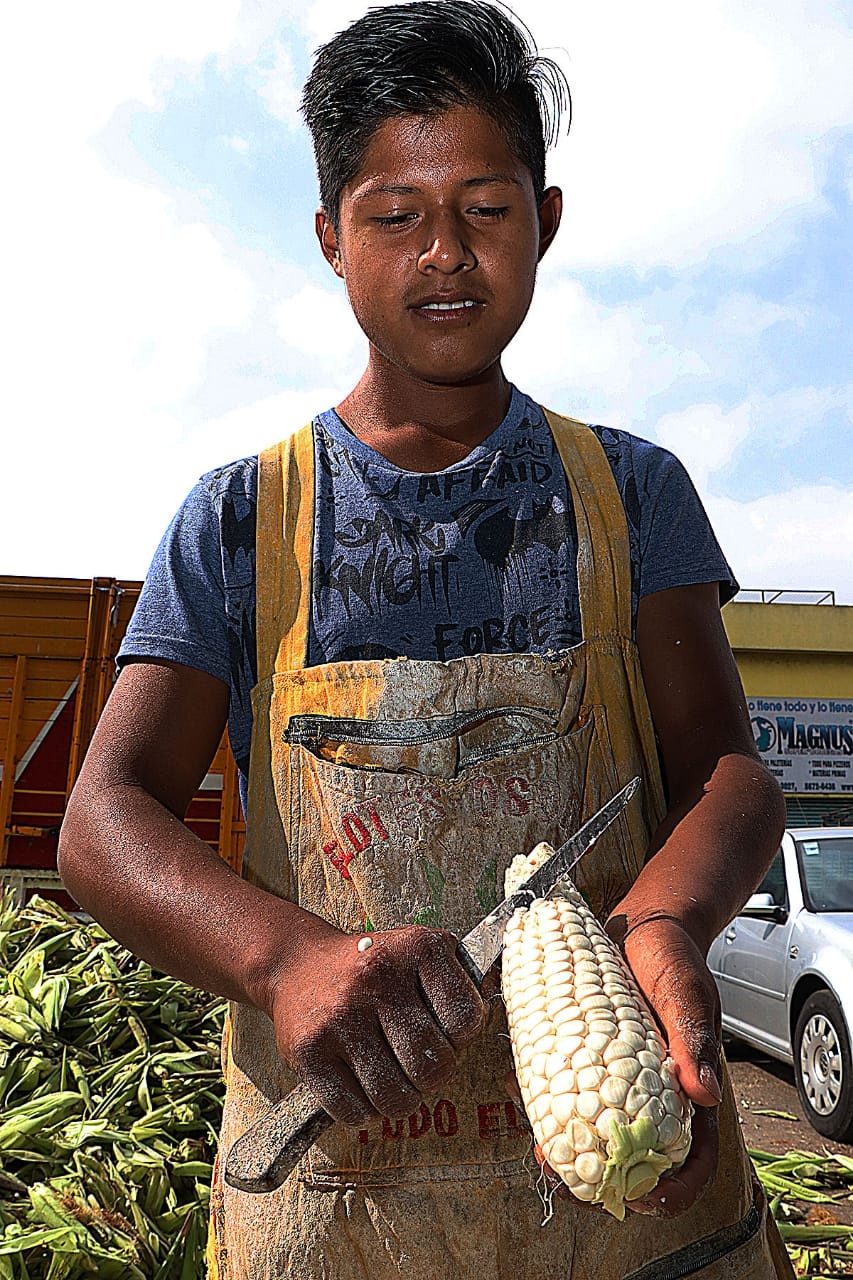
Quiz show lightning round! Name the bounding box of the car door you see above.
[711,849,794,1056]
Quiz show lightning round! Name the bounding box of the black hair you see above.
[301,0,571,230]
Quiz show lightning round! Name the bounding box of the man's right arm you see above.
[58,660,484,1124]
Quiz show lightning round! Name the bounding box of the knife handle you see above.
[224,940,484,1194]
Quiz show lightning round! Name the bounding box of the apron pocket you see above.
[283,703,560,776]
[280,721,595,936]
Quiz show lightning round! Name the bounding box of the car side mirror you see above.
[740,892,788,924]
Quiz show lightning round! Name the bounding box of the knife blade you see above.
[454,776,640,985]
[224,776,640,1193]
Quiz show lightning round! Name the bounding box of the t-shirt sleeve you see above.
[117,480,231,687]
[632,440,739,605]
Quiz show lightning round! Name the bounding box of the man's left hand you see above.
[612,914,722,1216]
[512,913,723,1218]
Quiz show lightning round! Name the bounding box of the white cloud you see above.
[274,284,367,385]
[524,0,851,271]
[504,274,706,425]
[4,158,254,418]
[0,2,262,582]
[709,486,853,603]
[747,384,851,452]
[3,3,246,136]
[655,403,753,491]
[289,0,378,46]
[702,293,799,341]
[255,38,302,129]
[223,135,252,154]
[176,387,346,475]
[1,385,347,584]
[633,389,852,604]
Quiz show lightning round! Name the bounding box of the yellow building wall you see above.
[723,602,853,698]
[722,602,852,813]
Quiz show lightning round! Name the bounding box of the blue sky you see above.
[3,0,852,600]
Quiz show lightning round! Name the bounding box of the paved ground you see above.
[727,1039,853,1158]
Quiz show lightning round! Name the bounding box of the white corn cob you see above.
[502,843,693,1220]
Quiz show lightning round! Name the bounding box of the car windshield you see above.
[796,835,853,912]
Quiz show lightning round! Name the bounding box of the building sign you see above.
[747,697,853,795]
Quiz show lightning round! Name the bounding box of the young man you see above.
[59,3,792,1276]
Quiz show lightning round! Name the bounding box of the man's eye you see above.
[374,213,416,226]
[472,206,509,219]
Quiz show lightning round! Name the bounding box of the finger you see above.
[379,1003,456,1093]
[664,1012,722,1107]
[417,932,485,1047]
[480,967,502,1002]
[655,957,720,1102]
[504,1070,522,1104]
[629,1104,719,1217]
[297,1049,376,1127]
[348,1033,423,1121]
[636,949,722,1106]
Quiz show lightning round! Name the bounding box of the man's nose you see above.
[417,213,477,274]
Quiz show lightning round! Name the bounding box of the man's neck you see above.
[335,361,513,472]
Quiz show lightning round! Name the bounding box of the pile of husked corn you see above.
[502,843,692,1219]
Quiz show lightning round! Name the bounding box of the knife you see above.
[224,776,640,1193]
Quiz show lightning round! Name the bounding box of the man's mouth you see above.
[418,299,478,312]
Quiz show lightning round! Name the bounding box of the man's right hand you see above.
[59,662,485,1129]
[265,922,486,1126]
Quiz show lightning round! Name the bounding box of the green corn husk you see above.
[749,1146,853,1277]
[0,891,225,1279]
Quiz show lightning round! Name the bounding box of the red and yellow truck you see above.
[0,575,244,903]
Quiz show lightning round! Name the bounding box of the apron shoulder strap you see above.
[544,409,633,640]
[256,422,315,682]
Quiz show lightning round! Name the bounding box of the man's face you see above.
[317,105,562,389]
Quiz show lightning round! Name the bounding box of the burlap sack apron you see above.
[208,412,792,1279]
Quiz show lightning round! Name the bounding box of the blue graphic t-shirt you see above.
[118,389,737,811]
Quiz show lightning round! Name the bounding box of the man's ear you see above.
[537,186,563,262]
[316,209,344,278]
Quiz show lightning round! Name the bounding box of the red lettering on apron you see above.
[361,799,389,840]
[477,1100,526,1140]
[504,776,531,815]
[473,776,499,816]
[416,784,445,820]
[356,1100,459,1147]
[433,1098,459,1138]
[323,839,354,879]
[395,794,420,840]
[477,1103,501,1140]
[341,813,371,852]
[504,1100,525,1136]
[408,1104,432,1139]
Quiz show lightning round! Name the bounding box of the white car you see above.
[707,827,853,1142]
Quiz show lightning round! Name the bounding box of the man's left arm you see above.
[608,581,786,1214]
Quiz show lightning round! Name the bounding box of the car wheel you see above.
[794,990,853,1142]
